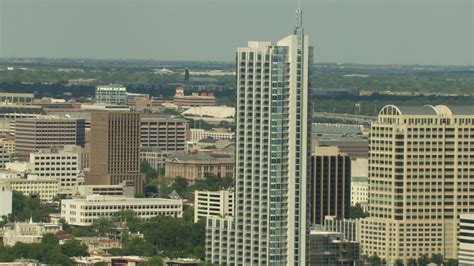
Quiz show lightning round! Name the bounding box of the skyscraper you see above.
[85,112,144,195]
[206,9,312,265]
[311,146,351,225]
[360,105,474,262]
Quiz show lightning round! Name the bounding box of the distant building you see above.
[29,148,80,196]
[1,138,15,154]
[351,158,368,211]
[310,230,361,266]
[126,92,149,103]
[0,93,34,105]
[95,85,128,105]
[196,138,233,150]
[74,237,122,253]
[323,216,361,242]
[316,138,368,159]
[173,87,215,109]
[140,148,172,172]
[140,115,188,152]
[15,117,86,160]
[311,146,351,225]
[165,153,234,183]
[194,190,233,223]
[75,181,135,198]
[459,214,474,266]
[184,67,190,82]
[190,128,234,142]
[85,112,144,195]
[0,183,12,219]
[163,258,202,266]
[0,177,59,202]
[61,195,183,226]
[0,142,10,168]
[2,221,62,246]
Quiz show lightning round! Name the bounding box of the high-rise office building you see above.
[15,117,85,160]
[311,146,351,225]
[206,9,312,265]
[85,112,144,194]
[140,114,188,152]
[360,105,474,262]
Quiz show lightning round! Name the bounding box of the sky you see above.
[0,0,473,65]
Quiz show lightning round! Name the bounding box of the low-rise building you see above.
[310,230,361,266]
[0,177,58,202]
[190,128,235,142]
[323,216,361,242]
[1,138,15,154]
[75,237,122,253]
[95,85,128,105]
[196,138,233,150]
[165,153,234,183]
[194,190,233,223]
[75,181,135,197]
[173,87,215,109]
[0,169,20,179]
[61,195,183,226]
[0,93,34,105]
[2,221,62,246]
[73,256,147,266]
[163,258,202,266]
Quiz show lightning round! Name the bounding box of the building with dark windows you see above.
[85,112,144,195]
[311,146,351,225]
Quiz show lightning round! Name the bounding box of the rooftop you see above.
[380,105,474,116]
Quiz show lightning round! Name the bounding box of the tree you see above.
[417,254,430,266]
[183,206,194,223]
[407,258,417,266]
[367,254,382,266]
[60,239,88,257]
[172,176,189,196]
[113,210,140,231]
[446,259,458,266]
[430,253,444,265]
[394,259,404,266]
[350,203,368,219]
[140,256,164,266]
[92,217,115,237]
[123,237,156,257]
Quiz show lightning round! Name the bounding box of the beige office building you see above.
[361,105,474,262]
[194,190,234,223]
[85,112,144,194]
[0,177,58,202]
[30,148,80,196]
[61,195,183,226]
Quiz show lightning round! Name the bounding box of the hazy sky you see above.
[0,0,473,65]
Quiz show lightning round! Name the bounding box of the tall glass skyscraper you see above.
[206,9,313,265]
